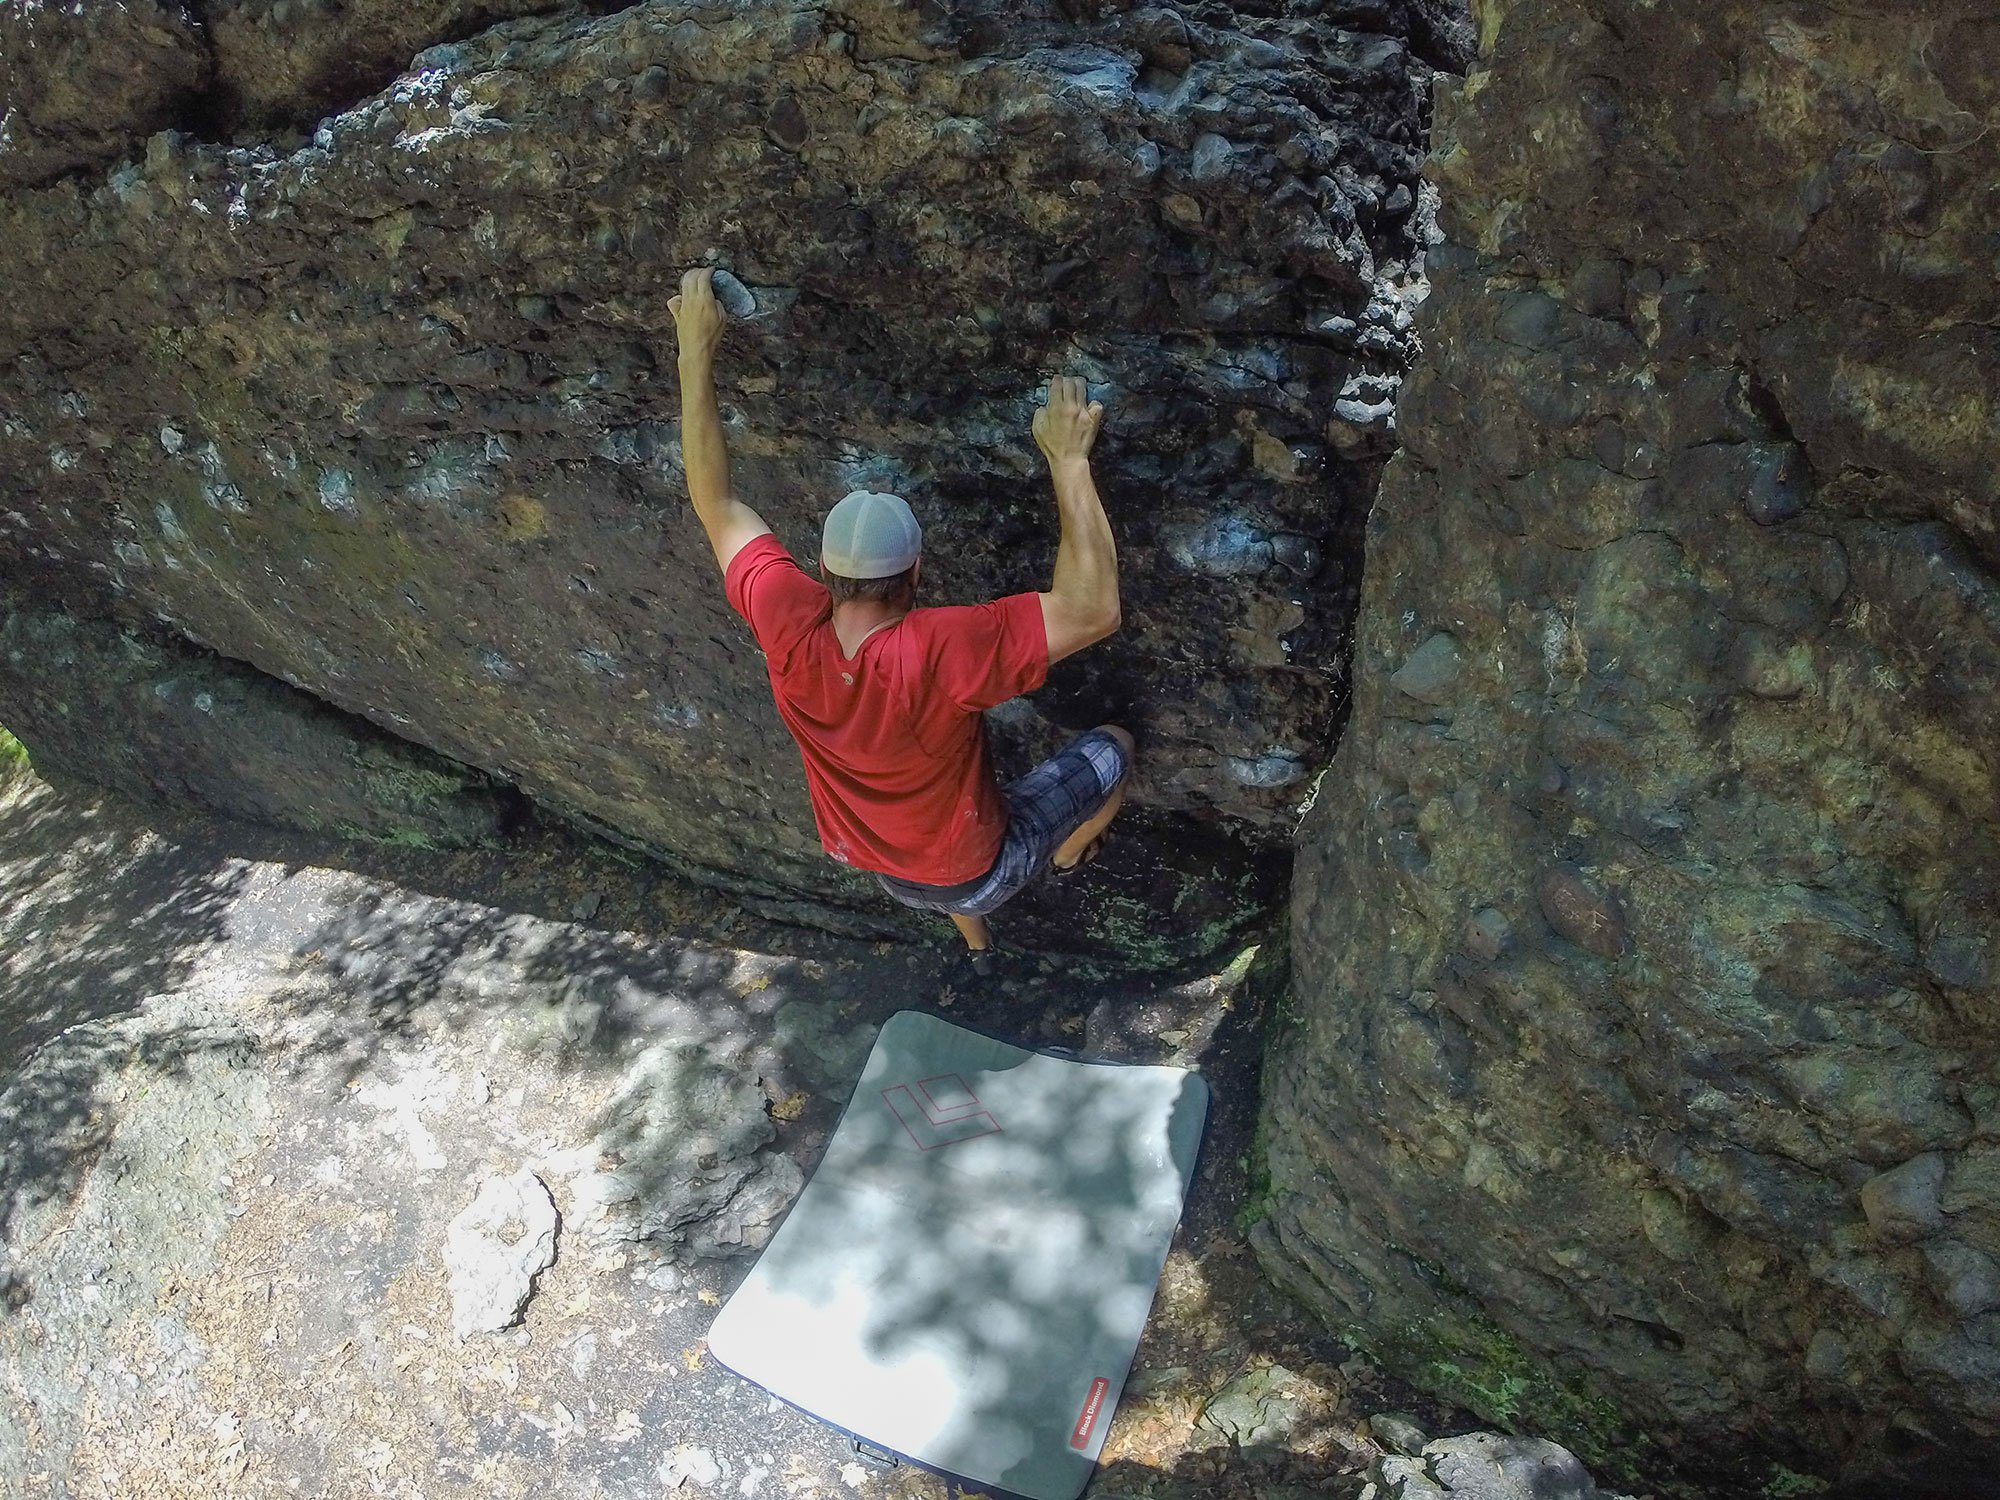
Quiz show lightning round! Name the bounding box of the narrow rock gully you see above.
[0,759,1487,1500]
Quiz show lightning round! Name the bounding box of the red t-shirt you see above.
[725,534,1049,884]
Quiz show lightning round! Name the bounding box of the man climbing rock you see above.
[669,267,1132,969]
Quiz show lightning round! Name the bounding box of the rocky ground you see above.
[0,757,1636,1500]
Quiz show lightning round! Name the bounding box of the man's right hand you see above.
[1033,376,1104,465]
[668,267,726,364]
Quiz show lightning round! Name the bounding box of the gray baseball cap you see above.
[821,490,922,579]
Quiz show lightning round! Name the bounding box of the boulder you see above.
[1263,0,2000,1494]
[0,0,1459,962]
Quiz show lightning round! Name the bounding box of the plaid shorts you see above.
[875,728,1130,919]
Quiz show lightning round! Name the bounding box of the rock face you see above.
[1262,1,2000,1495]
[0,592,517,849]
[0,0,1469,960]
[0,0,210,190]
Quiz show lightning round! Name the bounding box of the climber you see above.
[668,266,1132,971]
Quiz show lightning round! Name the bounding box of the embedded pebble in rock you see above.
[1387,631,1463,705]
[704,269,759,321]
[1860,1154,1947,1245]
[442,1169,559,1339]
[1532,864,1628,961]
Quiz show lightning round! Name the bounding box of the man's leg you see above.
[949,912,991,952]
[1052,724,1133,869]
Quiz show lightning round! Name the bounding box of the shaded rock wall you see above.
[0,0,1468,960]
[0,0,209,190]
[1262,0,2000,1494]
[0,592,516,848]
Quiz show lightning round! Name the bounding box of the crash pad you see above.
[707,1010,1208,1499]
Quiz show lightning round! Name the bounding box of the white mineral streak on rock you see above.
[443,1168,559,1339]
[316,468,356,513]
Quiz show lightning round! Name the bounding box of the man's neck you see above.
[831,598,910,655]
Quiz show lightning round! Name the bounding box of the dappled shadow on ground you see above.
[0,775,248,1071]
[0,772,256,1254]
[0,765,1474,1498]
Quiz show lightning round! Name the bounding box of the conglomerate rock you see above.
[0,0,1466,959]
[1261,1,2000,1495]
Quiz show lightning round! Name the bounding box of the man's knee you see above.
[1095,723,1135,760]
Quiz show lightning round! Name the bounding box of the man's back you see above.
[725,535,1048,884]
[670,267,1123,956]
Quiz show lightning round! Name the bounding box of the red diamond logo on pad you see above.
[882,1073,1002,1150]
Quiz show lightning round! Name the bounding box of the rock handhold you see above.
[1166,515,1276,577]
[1744,441,1811,525]
[443,1169,559,1339]
[1189,131,1238,184]
[764,93,809,151]
[1463,907,1513,962]
[1731,626,1815,700]
[1860,1153,1946,1244]
[1390,633,1465,705]
[1534,864,1629,960]
[706,268,759,320]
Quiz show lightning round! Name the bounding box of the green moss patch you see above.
[1344,1303,1651,1488]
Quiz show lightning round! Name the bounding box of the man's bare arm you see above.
[669,267,771,574]
[1034,377,1120,664]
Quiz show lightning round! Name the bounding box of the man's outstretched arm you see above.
[669,267,770,574]
[1034,376,1120,665]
